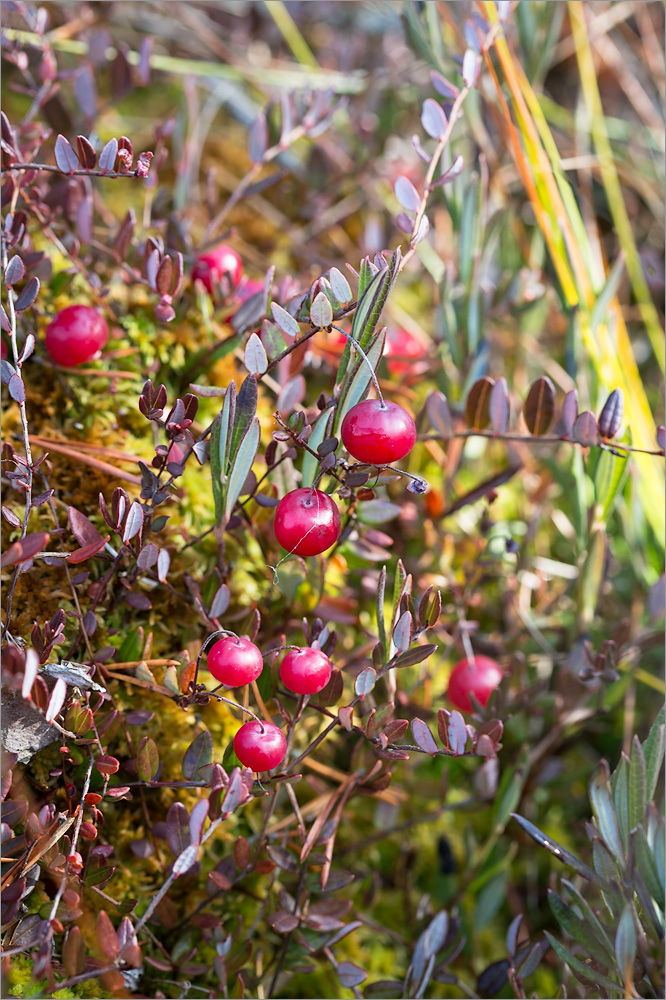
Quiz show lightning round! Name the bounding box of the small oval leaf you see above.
[524,376,555,435]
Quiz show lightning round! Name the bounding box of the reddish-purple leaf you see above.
[18,334,35,364]
[396,211,413,233]
[76,134,97,170]
[2,506,21,527]
[97,911,120,960]
[8,373,25,403]
[658,426,665,453]
[426,391,454,439]
[489,376,510,434]
[94,755,120,775]
[125,710,154,726]
[412,718,438,756]
[45,678,67,723]
[210,583,230,618]
[124,591,152,611]
[166,802,191,857]
[68,506,103,547]
[62,926,85,977]
[54,134,80,174]
[67,535,109,564]
[338,705,353,730]
[123,501,144,544]
[98,138,118,173]
[431,70,459,99]
[173,843,199,876]
[465,376,495,430]
[524,376,555,435]
[1,532,50,568]
[4,255,24,286]
[156,256,173,296]
[573,410,599,447]
[220,767,250,818]
[277,374,306,413]
[136,737,159,781]
[561,389,579,438]
[189,799,209,845]
[448,711,468,755]
[392,611,412,652]
[136,542,158,571]
[394,175,420,212]
[267,910,299,934]
[14,276,40,311]
[598,389,624,439]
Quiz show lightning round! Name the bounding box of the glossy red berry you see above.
[274,488,341,557]
[341,399,416,465]
[207,636,263,687]
[447,655,503,713]
[233,720,287,771]
[192,244,243,296]
[44,305,109,367]
[384,327,423,376]
[280,647,332,695]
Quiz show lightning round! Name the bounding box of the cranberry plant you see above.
[1,4,664,1000]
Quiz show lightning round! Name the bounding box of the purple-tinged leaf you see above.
[336,962,367,988]
[1,305,10,332]
[1,532,50,568]
[411,134,431,164]
[67,535,109,564]
[268,910,299,934]
[561,389,578,438]
[393,644,437,668]
[54,134,80,174]
[136,542,158,571]
[96,911,119,961]
[21,649,39,700]
[69,506,103,548]
[431,70,459,100]
[1,360,16,384]
[18,334,34,364]
[244,332,268,375]
[8,373,25,403]
[426,390,454,439]
[524,376,555,435]
[421,98,447,139]
[462,49,481,87]
[98,138,118,173]
[598,388,624,439]
[490,376,510,434]
[395,212,413,233]
[355,667,377,699]
[657,426,665,453]
[2,505,21,527]
[94,755,120,775]
[189,799,209,845]
[135,151,153,178]
[310,291,333,329]
[155,256,173,296]
[136,737,159,782]
[394,175,420,212]
[271,301,300,338]
[76,134,97,169]
[431,155,464,188]
[4,255,24,286]
[145,248,160,290]
[183,730,214,781]
[210,583,230,618]
[465,377,494,430]
[248,113,268,164]
[45,677,67,723]
[166,802,191,857]
[221,767,250,818]
[573,411,599,448]
[392,611,412,652]
[157,548,170,583]
[14,276,40,311]
[506,914,524,958]
[126,710,155,726]
[122,501,144,544]
[412,718,438,756]
[448,711,468,755]
[173,843,199,877]
[277,374,306,413]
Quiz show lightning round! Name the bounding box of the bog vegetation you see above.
[1,3,664,999]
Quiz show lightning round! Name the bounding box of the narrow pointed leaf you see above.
[224,417,260,523]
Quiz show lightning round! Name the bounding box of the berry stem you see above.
[207,690,265,728]
[193,628,240,688]
[331,323,385,407]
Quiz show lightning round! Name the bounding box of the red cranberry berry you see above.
[384,327,423,376]
[341,399,416,465]
[192,244,243,296]
[274,488,341,557]
[44,305,109,367]
[207,636,263,687]
[447,655,503,713]
[280,647,332,695]
[233,720,287,771]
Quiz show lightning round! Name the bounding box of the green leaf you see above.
[224,417,260,523]
[512,813,606,886]
[594,442,628,525]
[210,383,237,525]
[560,878,615,958]
[183,730,214,781]
[591,252,626,334]
[228,375,258,470]
[612,754,629,850]
[590,761,625,864]
[628,736,646,831]
[376,565,387,655]
[136,737,159,782]
[493,761,525,832]
[301,408,334,488]
[391,560,409,634]
[548,890,615,968]
[614,906,636,988]
[591,839,623,917]
[631,825,665,909]
[642,707,665,801]
[579,527,606,629]
[337,249,401,382]
[543,933,623,995]
[334,326,387,435]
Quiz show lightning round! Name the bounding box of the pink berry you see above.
[44,305,109,367]
[207,636,263,687]
[447,655,503,713]
[384,327,423,376]
[274,488,341,557]
[341,399,416,465]
[233,720,287,771]
[192,244,243,296]
[280,647,332,695]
